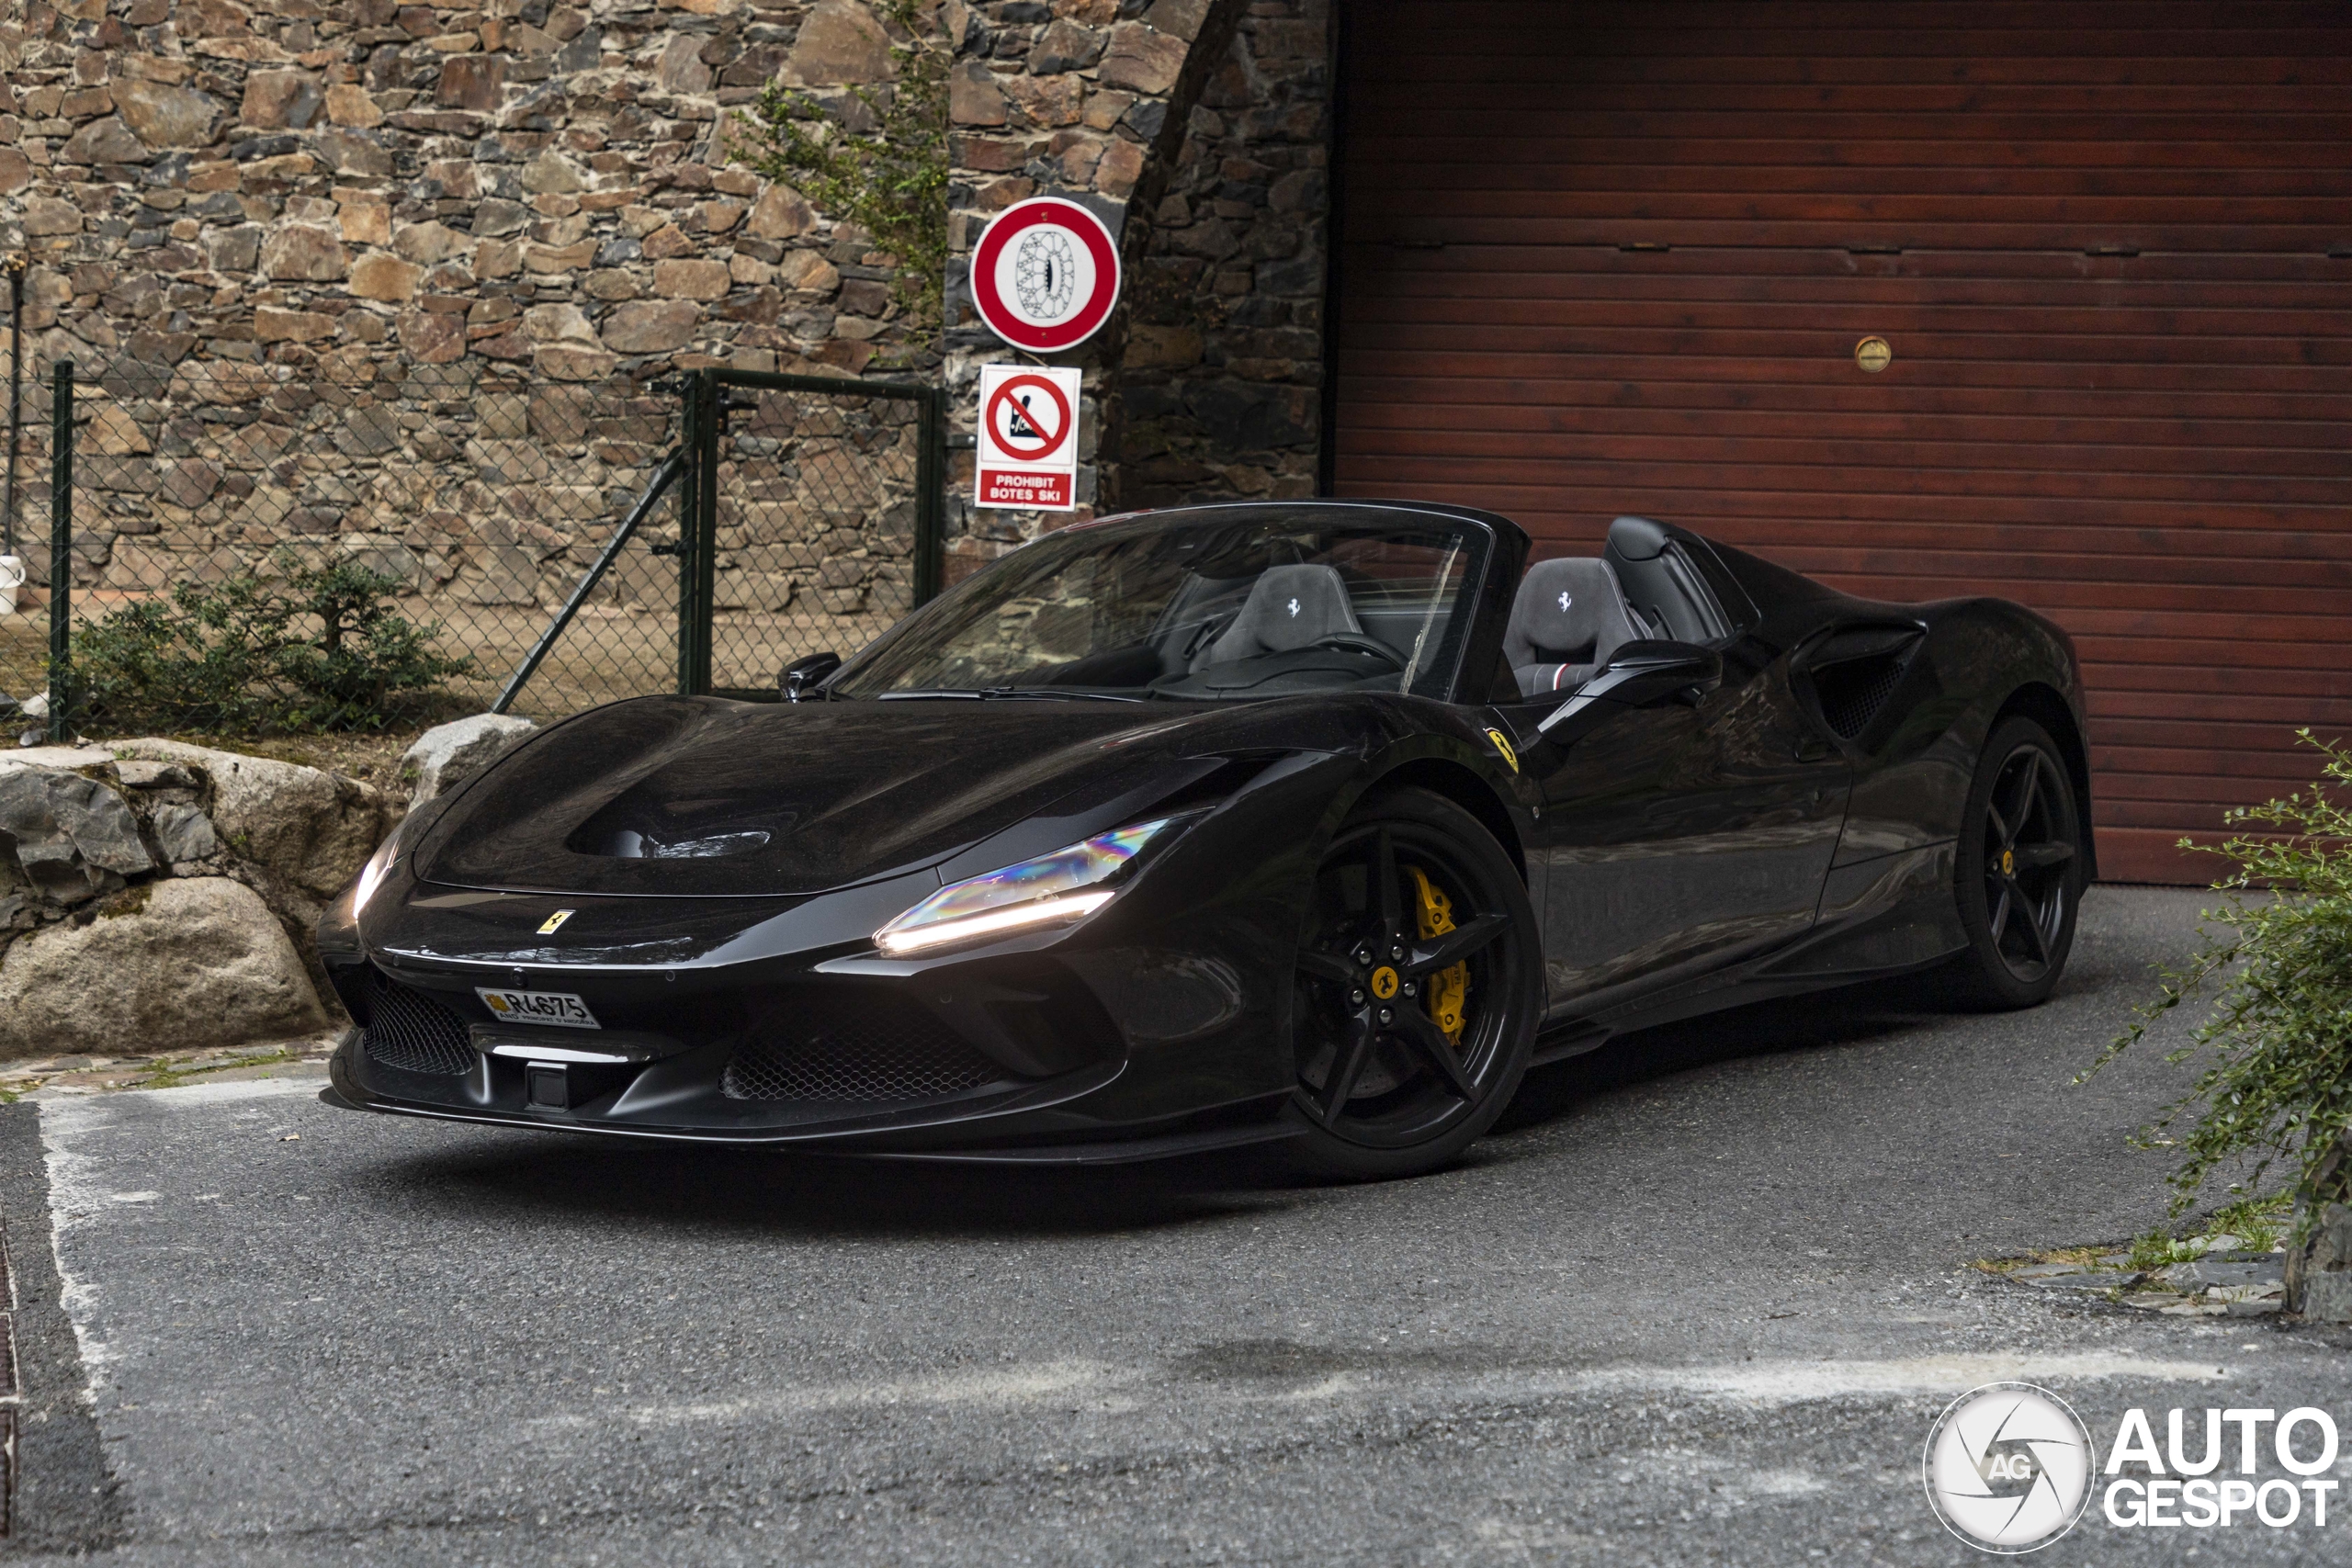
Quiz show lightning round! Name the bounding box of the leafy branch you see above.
[729,0,949,340]
[2083,729,2352,1224]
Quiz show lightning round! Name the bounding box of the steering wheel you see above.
[1313,633,1407,668]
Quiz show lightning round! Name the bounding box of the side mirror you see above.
[779,650,842,703]
[1535,640,1722,737]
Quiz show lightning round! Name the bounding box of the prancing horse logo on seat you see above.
[1558,591,1573,612]
[1287,597,1300,616]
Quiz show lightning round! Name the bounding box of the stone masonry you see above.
[0,0,1333,622]
[942,0,1329,578]
[0,0,939,637]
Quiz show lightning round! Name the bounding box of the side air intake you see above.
[1801,626,1924,742]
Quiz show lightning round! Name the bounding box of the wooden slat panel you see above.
[1332,0,2352,885]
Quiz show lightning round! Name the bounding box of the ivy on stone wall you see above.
[731,0,949,340]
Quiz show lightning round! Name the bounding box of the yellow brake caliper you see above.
[1408,867,1469,1046]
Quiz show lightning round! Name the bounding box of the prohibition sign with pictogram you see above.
[970,197,1122,352]
[985,374,1072,462]
[975,363,1084,511]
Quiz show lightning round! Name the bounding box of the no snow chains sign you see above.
[975,363,1082,512]
[970,197,1121,353]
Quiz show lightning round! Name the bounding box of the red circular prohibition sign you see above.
[985,375,1074,461]
[970,197,1122,352]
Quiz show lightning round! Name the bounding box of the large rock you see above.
[109,740,390,899]
[401,714,537,804]
[0,879,327,1057]
[0,765,154,901]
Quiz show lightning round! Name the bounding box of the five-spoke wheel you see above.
[1290,788,1538,1178]
[1948,715,2083,1008]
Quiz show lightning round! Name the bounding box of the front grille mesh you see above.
[362,971,477,1076]
[723,994,1006,1104]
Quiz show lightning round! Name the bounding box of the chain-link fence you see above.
[5,353,943,741]
[0,349,56,742]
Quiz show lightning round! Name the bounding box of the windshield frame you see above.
[826,501,1512,705]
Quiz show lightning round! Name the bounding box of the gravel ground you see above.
[6,886,2347,1565]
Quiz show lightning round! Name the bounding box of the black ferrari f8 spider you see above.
[322,502,2092,1176]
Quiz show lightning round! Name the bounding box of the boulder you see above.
[401,714,538,804]
[153,803,219,864]
[0,765,154,901]
[0,879,327,1058]
[108,740,390,899]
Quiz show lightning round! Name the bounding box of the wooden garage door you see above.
[1329,1,2352,883]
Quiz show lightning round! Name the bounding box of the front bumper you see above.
[322,887,1305,1160]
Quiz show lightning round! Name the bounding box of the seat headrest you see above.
[1206,564,1363,661]
[1505,558,1636,665]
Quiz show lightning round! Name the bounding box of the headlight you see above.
[875,814,1193,956]
[351,806,428,917]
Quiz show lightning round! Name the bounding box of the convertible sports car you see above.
[321,501,2092,1176]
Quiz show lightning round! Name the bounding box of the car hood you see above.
[413,694,1329,898]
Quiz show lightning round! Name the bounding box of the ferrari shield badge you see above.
[1484,728,1519,773]
[537,909,575,935]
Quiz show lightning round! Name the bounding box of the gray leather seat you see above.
[1503,558,1643,696]
[1202,563,1365,666]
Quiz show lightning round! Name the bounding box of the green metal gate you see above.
[679,367,944,701]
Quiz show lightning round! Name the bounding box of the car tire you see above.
[1286,786,1540,1179]
[1944,714,2086,1010]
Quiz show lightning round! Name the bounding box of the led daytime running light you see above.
[874,816,1183,956]
[876,890,1114,955]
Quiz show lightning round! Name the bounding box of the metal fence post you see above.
[684,367,719,695]
[47,359,71,743]
[673,371,699,696]
[915,385,944,605]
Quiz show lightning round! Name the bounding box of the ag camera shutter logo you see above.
[1923,1382,2095,1553]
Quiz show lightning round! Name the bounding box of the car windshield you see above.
[831,509,1487,702]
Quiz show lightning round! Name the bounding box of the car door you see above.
[1498,638,1851,1016]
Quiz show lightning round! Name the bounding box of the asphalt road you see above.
[6,886,2347,1565]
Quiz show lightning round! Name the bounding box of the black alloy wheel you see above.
[1948,715,2084,1009]
[1290,787,1539,1178]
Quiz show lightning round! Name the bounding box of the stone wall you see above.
[0,0,937,674]
[1,0,1340,616]
[940,0,1329,576]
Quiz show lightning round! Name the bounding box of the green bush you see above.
[2086,730,2352,1224]
[728,0,948,338]
[72,553,474,735]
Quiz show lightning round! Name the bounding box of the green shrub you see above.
[728,0,948,338]
[72,553,474,735]
[2085,730,2352,1225]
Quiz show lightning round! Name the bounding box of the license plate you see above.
[475,988,601,1030]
